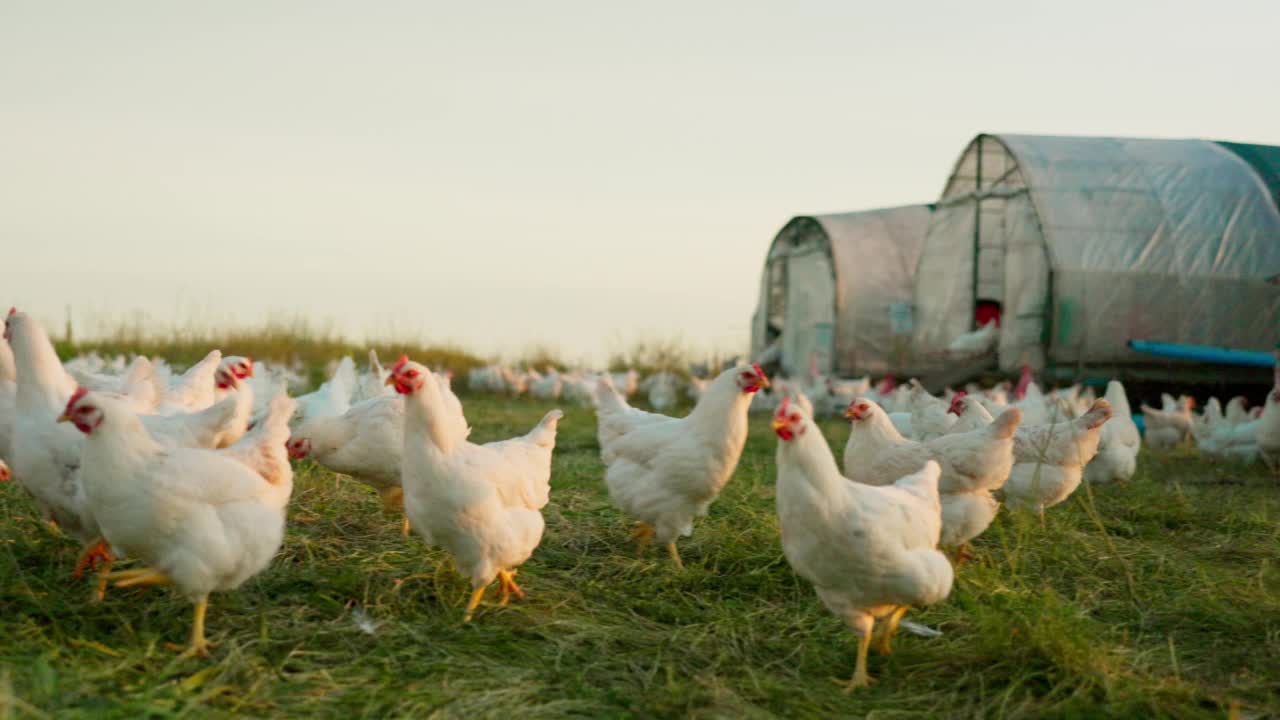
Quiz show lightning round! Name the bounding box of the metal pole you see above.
[971,136,983,330]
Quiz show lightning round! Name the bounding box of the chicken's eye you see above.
[789,414,800,423]
[406,370,419,378]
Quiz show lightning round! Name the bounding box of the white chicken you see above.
[1193,415,1260,462]
[1083,381,1141,483]
[1141,396,1193,450]
[945,393,990,435]
[467,365,505,394]
[288,395,409,533]
[977,383,1010,416]
[351,350,393,404]
[212,356,254,400]
[641,371,681,411]
[866,376,898,410]
[947,319,998,356]
[1257,360,1280,472]
[244,362,291,421]
[559,372,599,406]
[392,359,562,621]
[291,356,357,430]
[4,311,263,596]
[843,398,1021,553]
[220,391,297,487]
[1201,397,1225,428]
[907,380,956,441]
[157,350,223,415]
[609,369,639,398]
[0,331,14,458]
[206,363,255,448]
[1004,400,1112,513]
[773,397,952,690]
[594,364,769,569]
[529,368,564,400]
[62,389,292,656]
[1010,366,1052,427]
[68,355,165,414]
[5,311,97,548]
[1222,397,1248,427]
[139,392,242,450]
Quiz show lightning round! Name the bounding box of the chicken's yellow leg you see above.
[463,586,487,623]
[74,538,112,579]
[111,568,172,587]
[185,595,211,658]
[401,515,412,538]
[666,542,684,571]
[874,606,909,655]
[92,559,114,603]
[844,628,874,692]
[380,486,404,512]
[497,569,525,607]
[109,567,157,581]
[631,521,655,556]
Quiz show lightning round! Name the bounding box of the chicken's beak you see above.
[844,404,867,421]
[758,375,770,390]
[385,375,397,386]
[56,412,71,424]
[770,416,787,433]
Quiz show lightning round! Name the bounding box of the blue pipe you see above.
[1127,340,1276,368]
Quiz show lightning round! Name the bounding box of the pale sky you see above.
[3,1,1277,364]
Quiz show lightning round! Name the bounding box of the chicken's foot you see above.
[463,586,487,622]
[110,568,172,588]
[873,606,909,655]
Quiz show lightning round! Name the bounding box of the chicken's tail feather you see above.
[526,409,564,448]
[224,391,296,486]
[1079,399,1113,430]
[594,376,628,415]
[989,406,1023,439]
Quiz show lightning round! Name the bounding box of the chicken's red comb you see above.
[392,354,409,373]
[776,396,791,416]
[65,387,90,415]
[7,307,15,317]
[752,363,767,379]
[948,391,967,415]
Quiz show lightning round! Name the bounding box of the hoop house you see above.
[750,205,932,377]
[912,134,1280,378]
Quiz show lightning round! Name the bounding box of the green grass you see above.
[2,397,1278,718]
[56,319,485,378]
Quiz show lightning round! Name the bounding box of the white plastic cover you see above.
[752,205,932,377]
[914,134,1280,373]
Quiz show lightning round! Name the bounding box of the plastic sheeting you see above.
[752,205,931,377]
[914,134,1280,373]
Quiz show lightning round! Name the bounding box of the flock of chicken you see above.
[466,364,702,410]
[1141,388,1280,465]
[3,306,1279,689]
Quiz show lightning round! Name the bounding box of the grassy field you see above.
[2,395,1278,719]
